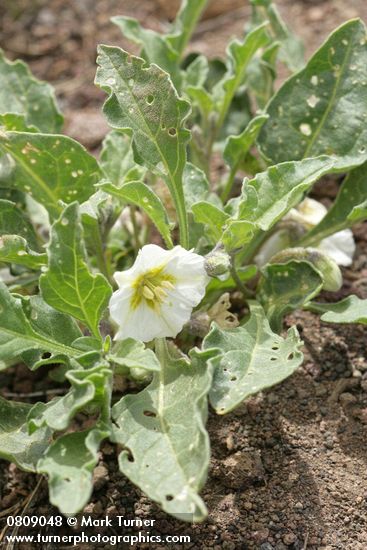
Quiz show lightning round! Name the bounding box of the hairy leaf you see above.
[0,50,63,133]
[192,202,229,241]
[223,114,269,172]
[258,19,367,169]
[308,296,367,324]
[0,281,82,361]
[100,181,173,248]
[0,396,51,471]
[96,45,191,246]
[28,364,111,432]
[40,203,112,338]
[100,130,141,186]
[0,235,46,269]
[0,199,39,248]
[38,429,107,514]
[108,339,161,373]
[0,133,102,219]
[236,156,336,231]
[258,261,324,331]
[203,302,303,413]
[112,344,215,521]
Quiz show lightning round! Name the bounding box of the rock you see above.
[93,464,109,490]
[220,450,265,489]
[339,392,358,408]
[65,109,109,149]
[282,532,297,545]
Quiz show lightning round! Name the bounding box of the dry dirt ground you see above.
[0,1,367,549]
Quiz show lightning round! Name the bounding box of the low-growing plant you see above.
[0,0,366,521]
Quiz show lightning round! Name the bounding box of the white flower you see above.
[255,198,356,267]
[109,244,209,342]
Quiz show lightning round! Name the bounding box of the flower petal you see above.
[318,229,356,266]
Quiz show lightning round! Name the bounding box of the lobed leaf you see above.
[258,19,367,169]
[258,260,324,332]
[203,301,303,414]
[40,203,112,338]
[108,339,161,373]
[223,114,269,172]
[308,296,367,324]
[112,344,215,522]
[0,50,63,133]
[38,428,107,515]
[0,235,46,269]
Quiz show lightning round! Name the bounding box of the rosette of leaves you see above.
[0,0,366,522]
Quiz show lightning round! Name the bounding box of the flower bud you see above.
[204,245,231,278]
[270,247,343,292]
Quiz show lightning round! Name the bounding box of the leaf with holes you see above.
[258,261,324,332]
[95,45,191,246]
[301,162,367,246]
[258,19,367,169]
[40,203,112,338]
[0,132,102,219]
[37,428,108,515]
[308,296,367,325]
[0,396,51,471]
[203,301,303,414]
[0,49,63,133]
[112,343,216,522]
[99,181,173,248]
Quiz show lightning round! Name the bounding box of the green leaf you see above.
[236,156,336,231]
[0,113,38,132]
[99,181,173,248]
[258,19,367,169]
[301,162,367,246]
[183,55,209,89]
[0,132,102,219]
[112,343,215,521]
[0,235,46,269]
[183,162,209,210]
[100,130,142,186]
[308,296,367,324]
[214,23,269,127]
[167,0,209,57]
[38,428,107,515]
[20,295,82,370]
[108,339,160,373]
[40,203,112,338]
[0,50,63,133]
[95,45,191,247]
[192,201,229,241]
[112,17,181,89]
[0,281,82,361]
[0,199,39,248]
[224,114,269,172]
[221,220,254,251]
[28,364,111,432]
[258,260,324,332]
[203,301,303,414]
[0,396,51,471]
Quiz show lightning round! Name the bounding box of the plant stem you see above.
[90,221,111,282]
[221,165,238,203]
[171,0,209,58]
[230,256,254,297]
[130,205,141,252]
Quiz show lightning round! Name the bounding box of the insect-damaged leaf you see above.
[258,19,367,169]
[112,344,215,521]
[0,133,102,219]
[38,428,108,515]
[203,302,303,414]
[40,203,112,338]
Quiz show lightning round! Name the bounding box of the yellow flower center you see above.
[131,265,176,310]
